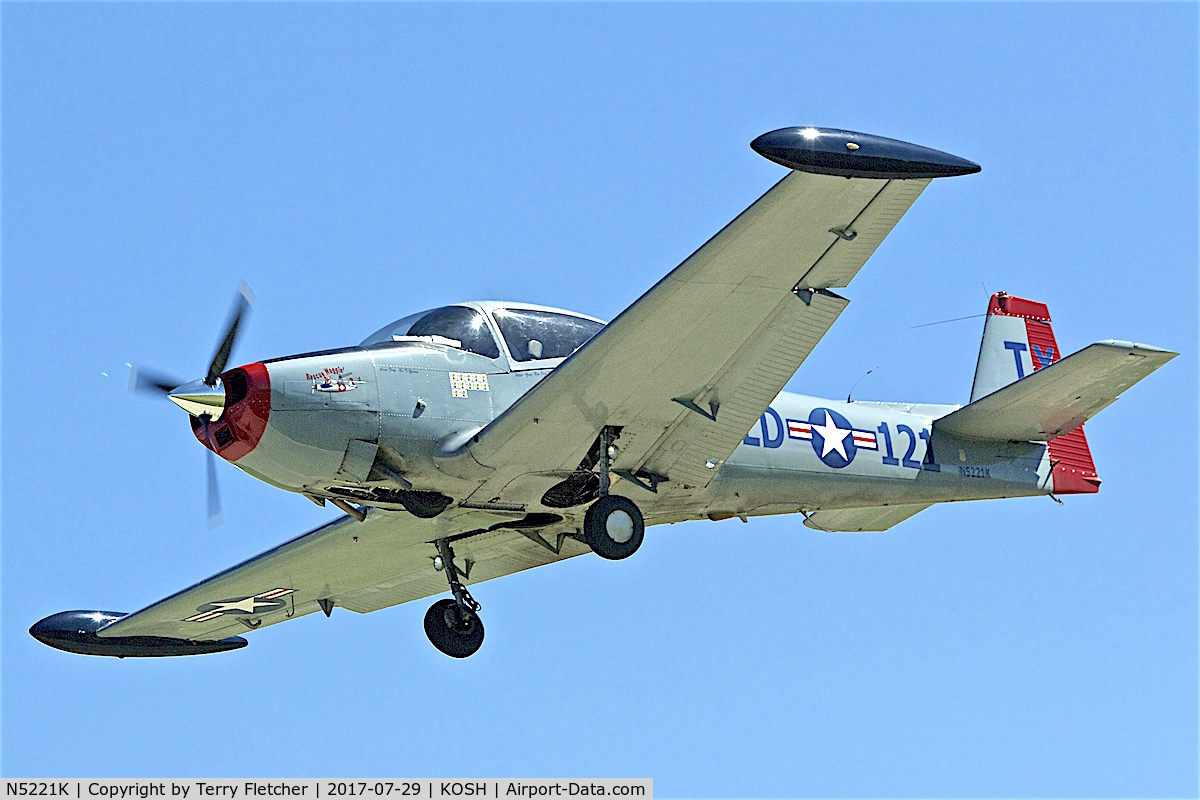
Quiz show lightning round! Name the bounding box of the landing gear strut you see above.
[583,426,645,560]
[424,539,484,658]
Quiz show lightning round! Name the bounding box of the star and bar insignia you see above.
[185,588,294,623]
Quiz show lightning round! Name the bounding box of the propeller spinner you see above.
[167,379,227,419]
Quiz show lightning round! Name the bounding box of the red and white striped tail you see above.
[972,292,1100,494]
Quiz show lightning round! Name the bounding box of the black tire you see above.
[423,598,484,658]
[583,495,645,560]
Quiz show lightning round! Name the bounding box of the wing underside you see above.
[97,511,588,642]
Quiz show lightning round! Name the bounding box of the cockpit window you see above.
[361,306,500,359]
[493,308,604,362]
[361,312,424,347]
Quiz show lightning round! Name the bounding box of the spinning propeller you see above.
[129,283,255,529]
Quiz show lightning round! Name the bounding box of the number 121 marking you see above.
[876,422,939,472]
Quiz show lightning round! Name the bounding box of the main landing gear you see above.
[424,538,484,658]
[423,428,644,658]
[583,427,645,561]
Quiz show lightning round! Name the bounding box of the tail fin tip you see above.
[988,291,1051,322]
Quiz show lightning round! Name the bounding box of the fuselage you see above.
[194,301,1053,525]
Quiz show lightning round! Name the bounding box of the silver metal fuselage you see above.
[224,337,1050,526]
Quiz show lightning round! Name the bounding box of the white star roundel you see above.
[185,588,294,623]
[807,408,857,468]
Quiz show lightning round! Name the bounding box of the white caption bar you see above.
[3,781,651,800]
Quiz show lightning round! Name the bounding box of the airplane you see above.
[30,126,1176,660]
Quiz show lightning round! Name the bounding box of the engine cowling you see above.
[191,362,271,461]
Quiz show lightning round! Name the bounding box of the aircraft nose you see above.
[188,363,271,462]
[168,378,226,419]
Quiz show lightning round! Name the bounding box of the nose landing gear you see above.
[583,426,645,561]
[424,538,484,658]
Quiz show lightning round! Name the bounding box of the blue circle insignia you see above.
[807,407,857,469]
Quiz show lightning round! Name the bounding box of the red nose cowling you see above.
[191,362,270,461]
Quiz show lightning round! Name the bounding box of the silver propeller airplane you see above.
[31,126,1175,659]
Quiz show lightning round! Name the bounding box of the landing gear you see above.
[583,426,645,560]
[423,599,484,658]
[584,494,644,560]
[424,538,484,658]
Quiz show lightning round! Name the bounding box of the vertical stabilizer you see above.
[970,292,1100,494]
[971,293,1055,401]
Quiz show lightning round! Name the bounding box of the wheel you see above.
[423,598,484,658]
[583,494,644,560]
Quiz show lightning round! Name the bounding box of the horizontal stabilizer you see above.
[937,340,1176,441]
[803,503,931,532]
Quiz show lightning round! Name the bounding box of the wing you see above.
[97,510,589,642]
[445,128,977,513]
[935,341,1177,441]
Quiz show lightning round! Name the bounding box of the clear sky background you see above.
[2,3,1196,795]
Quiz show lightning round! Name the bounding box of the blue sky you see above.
[2,3,1196,795]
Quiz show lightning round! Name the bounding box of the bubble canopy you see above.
[361,305,501,358]
[491,306,604,362]
[361,303,605,363]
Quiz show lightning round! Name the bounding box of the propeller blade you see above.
[128,367,184,396]
[205,282,255,387]
[206,448,222,530]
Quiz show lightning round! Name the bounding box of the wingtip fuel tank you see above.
[751,127,981,180]
[30,610,248,657]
